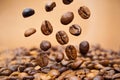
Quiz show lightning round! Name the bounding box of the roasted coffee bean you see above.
[40,67,50,73]
[55,52,64,62]
[6,77,19,80]
[79,41,89,56]
[41,20,53,35]
[60,12,74,25]
[18,65,26,72]
[24,28,36,37]
[36,53,49,67]
[70,59,83,69]
[22,8,35,18]
[62,0,73,5]
[18,72,28,79]
[23,76,34,80]
[112,73,120,80]
[69,24,82,36]
[65,45,77,60]
[58,67,68,73]
[56,31,69,45]
[8,65,18,72]
[93,76,104,80]
[40,40,51,51]
[0,68,12,76]
[48,69,60,79]
[45,1,56,12]
[113,64,120,72]
[78,6,91,19]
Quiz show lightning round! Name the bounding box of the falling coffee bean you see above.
[61,12,74,25]
[55,52,64,62]
[41,20,53,35]
[65,45,77,60]
[56,31,69,45]
[45,1,56,12]
[78,6,91,19]
[62,0,73,5]
[69,24,82,36]
[79,41,89,56]
[40,40,51,51]
[24,28,36,37]
[36,53,49,67]
[22,8,35,18]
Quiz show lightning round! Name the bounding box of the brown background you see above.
[0,0,120,51]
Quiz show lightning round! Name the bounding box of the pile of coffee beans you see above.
[0,45,120,80]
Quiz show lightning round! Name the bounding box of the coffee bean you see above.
[6,77,19,80]
[113,64,120,72]
[0,68,12,76]
[36,53,49,67]
[41,20,53,35]
[58,67,68,73]
[112,73,120,80]
[55,52,64,62]
[67,76,81,80]
[56,31,69,45]
[79,41,89,56]
[45,1,56,12]
[24,28,36,37]
[93,76,104,80]
[61,12,74,25]
[70,59,83,69]
[40,40,51,51]
[18,65,26,72]
[48,69,60,79]
[62,0,73,5]
[69,24,82,36]
[8,65,18,72]
[18,72,28,79]
[78,6,91,19]
[65,45,77,60]
[22,8,35,18]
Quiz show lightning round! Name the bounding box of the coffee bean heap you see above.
[0,45,120,80]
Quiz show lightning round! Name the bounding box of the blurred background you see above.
[0,0,120,51]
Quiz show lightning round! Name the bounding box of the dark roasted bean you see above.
[24,28,36,37]
[78,6,91,19]
[62,0,73,5]
[0,68,12,76]
[65,45,77,60]
[69,24,82,36]
[22,8,35,18]
[56,31,69,45]
[36,53,49,67]
[79,41,89,56]
[18,65,26,72]
[93,76,104,80]
[70,59,83,69]
[60,12,74,25]
[8,65,18,72]
[40,40,51,51]
[55,52,64,62]
[58,67,68,73]
[45,1,56,12]
[112,73,120,80]
[41,20,53,35]
[48,69,60,78]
